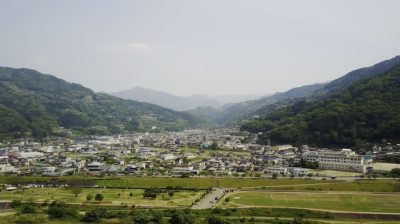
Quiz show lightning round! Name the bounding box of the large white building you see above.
[302,149,372,173]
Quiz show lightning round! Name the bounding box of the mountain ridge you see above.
[0,67,204,139]
[241,60,400,148]
[110,86,259,111]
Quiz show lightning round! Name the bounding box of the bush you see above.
[21,204,36,214]
[47,202,78,219]
[11,199,22,208]
[15,214,46,224]
[87,194,93,201]
[169,213,194,224]
[143,188,159,199]
[81,210,100,223]
[133,212,149,224]
[95,193,104,201]
[81,208,108,223]
[208,216,231,224]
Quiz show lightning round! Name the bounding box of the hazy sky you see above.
[1,0,400,96]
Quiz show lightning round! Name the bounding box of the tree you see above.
[81,210,100,223]
[20,204,36,214]
[168,191,174,197]
[391,168,400,177]
[272,173,278,179]
[143,188,159,199]
[208,216,231,224]
[71,188,83,198]
[95,193,104,201]
[47,202,78,219]
[134,213,149,224]
[169,213,196,224]
[152,210,164,224]
[86,194,93,201]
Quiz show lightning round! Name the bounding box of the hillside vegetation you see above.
[242,64,400,148]
[0,67,203,139]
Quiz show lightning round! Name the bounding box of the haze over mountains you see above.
[0,67,206,139]
[0,55,399,147]
[111,87,259,111]
[192,55,400,124]
[242,57,400,148]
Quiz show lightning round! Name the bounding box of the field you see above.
[224,191,400,213]
[267,180,400,192]
[310,169,362,177]
[373,163,400,171]
[0,188,203,207]
[96,177,332,189]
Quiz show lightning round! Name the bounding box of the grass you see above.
[96,177,332,189]
[224,191,400,213]
[0,188,204,207]
[310,169,362,177]
[267,180,400,192]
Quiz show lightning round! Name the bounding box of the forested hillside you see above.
[0,67,203,139]
[241,64,400,148]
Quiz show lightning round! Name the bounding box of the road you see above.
[192,188,226,209]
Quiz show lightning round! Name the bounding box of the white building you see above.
[264,166,288,175]
[87,162,105,172]
[287,167,309,176]
[172,166,199,174]
[303,149,372,173]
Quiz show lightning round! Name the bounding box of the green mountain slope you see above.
[217,56,400,124]
[0,67,203,139]
[241,64,400,148]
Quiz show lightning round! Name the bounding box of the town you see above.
[1,126,398,180]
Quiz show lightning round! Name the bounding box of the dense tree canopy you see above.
[0,67,205,139]
[242,64,400,148]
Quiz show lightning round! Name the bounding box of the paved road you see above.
[192,188,226,209]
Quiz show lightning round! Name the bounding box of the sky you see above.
[1,0,400,96]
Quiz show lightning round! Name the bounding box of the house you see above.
[87,162,106,172]
[172,166,199,174]
[287,167,309,176]
[264,166,288,175]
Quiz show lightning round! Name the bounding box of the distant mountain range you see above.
[0,67,206,139]
[110,86,259,111]
[1,55,399,144]
[241,55,400,148]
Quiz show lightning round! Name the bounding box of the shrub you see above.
[20,204,36,214]
[11,200,22,208]
[47,202,78,219]
[81,210,100,223]
[95,193,104,201]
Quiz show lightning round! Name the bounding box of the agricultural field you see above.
[223,191,400,213]
[0,188,203,207]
